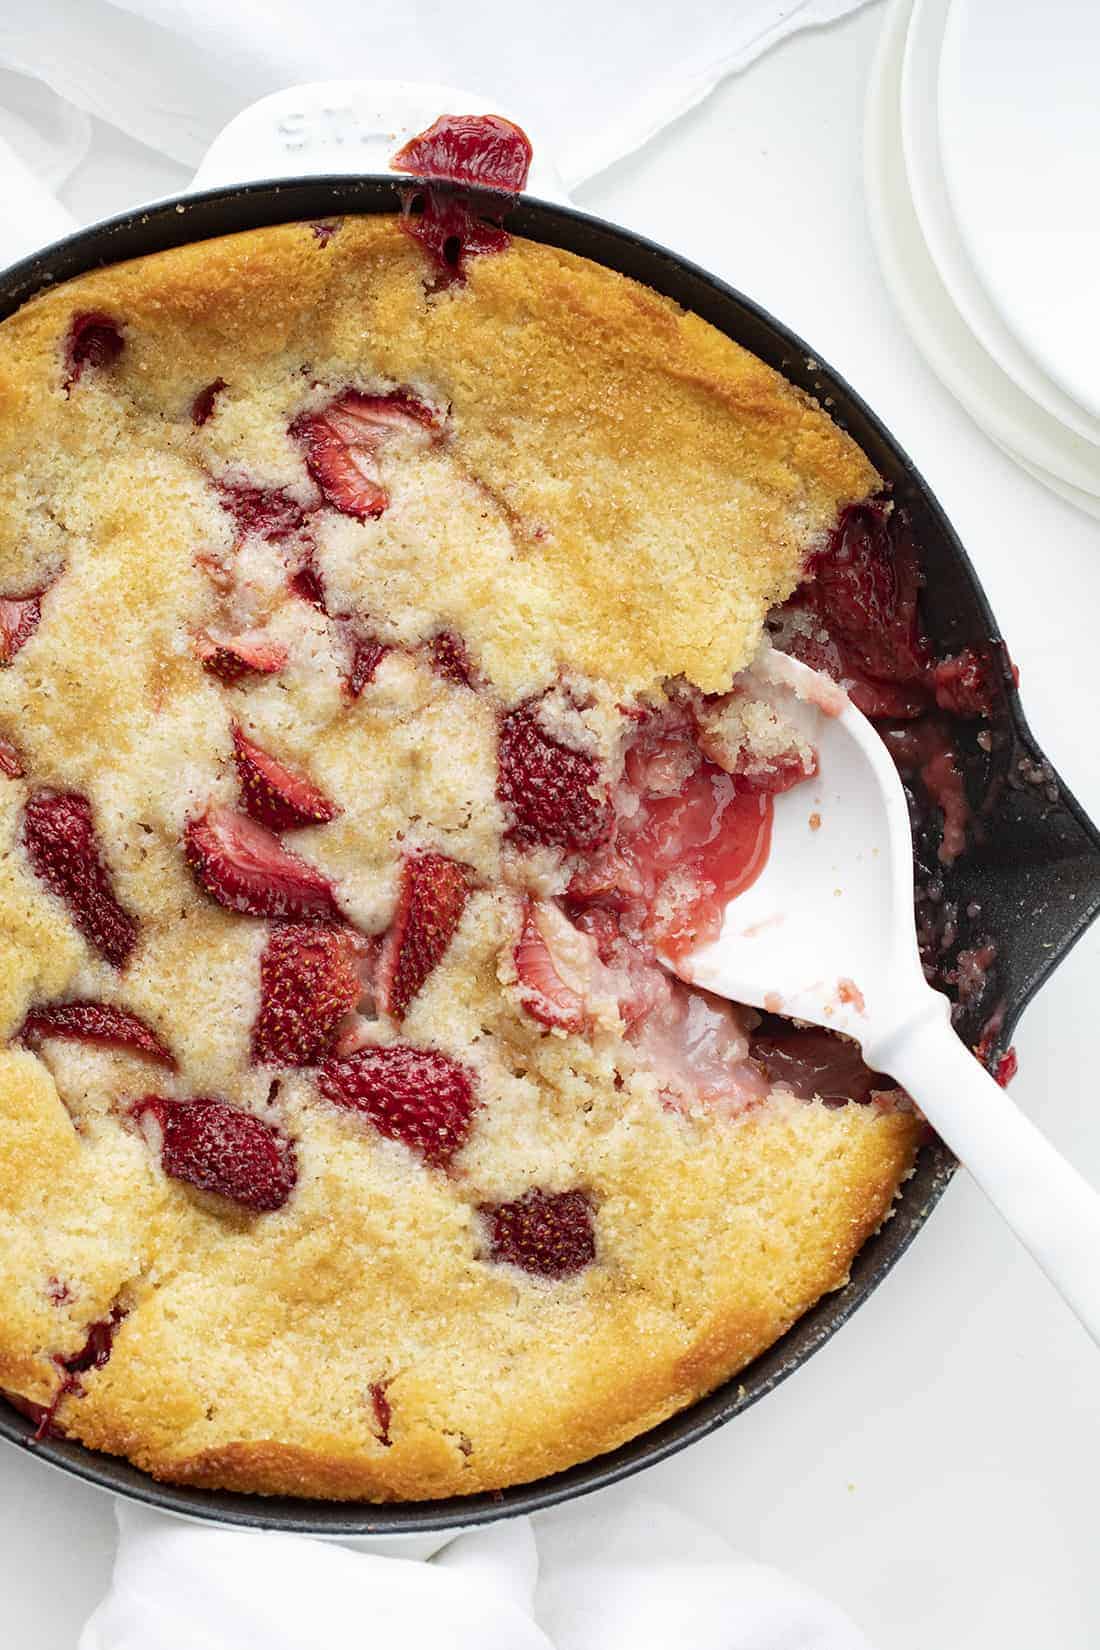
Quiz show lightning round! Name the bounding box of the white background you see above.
[2,5,1098,1646]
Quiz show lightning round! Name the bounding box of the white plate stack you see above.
[865,0,1100,518]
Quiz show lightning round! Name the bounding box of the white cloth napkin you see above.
[79,1498,876,1650]
[0,0,873,223]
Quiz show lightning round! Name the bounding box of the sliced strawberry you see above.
[932,647,1003,719]
[64,312,124,388]
[427,630,473,686]
[0,594,42,665]
[20,1001,175,1067]
[399,191,511,287]
[288,557,328,612]
[252,924,362,1066]
[513,899,591,1033]
[377,853,471,1022]
[317,1044,476,1167]
[0,733,24,778]
[345,629,389,697]
[191,378,226,426]
[195,629,288,683]
[134,1096,297,1212]
[215,480,306,541]
[233,727,339,832]
[497,704,612,853]
[392,114,533,191]
[23,790,137,968]
[479,1189,595,1278]
[185,804,342,922]
[291,390,438,520]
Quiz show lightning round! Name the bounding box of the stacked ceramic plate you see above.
[866,0,1100,518]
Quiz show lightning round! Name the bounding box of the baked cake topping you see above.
[0,191,924,1502]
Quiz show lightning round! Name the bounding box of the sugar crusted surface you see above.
[0,216,917,1501]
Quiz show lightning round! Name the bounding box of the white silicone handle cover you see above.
[190,79,571,203]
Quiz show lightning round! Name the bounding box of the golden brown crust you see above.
[0,214,910,1502]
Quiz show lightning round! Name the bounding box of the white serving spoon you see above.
[674,652,1100,1345]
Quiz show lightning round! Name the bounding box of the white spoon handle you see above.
[872,997,1100,1346]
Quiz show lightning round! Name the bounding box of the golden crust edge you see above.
[12,1113,925,1503]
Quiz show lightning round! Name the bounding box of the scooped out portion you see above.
[0,207,920,1503]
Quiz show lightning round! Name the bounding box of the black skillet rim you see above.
[2,178,1098,1535]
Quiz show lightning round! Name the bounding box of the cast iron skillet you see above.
[2,178,1099,1535]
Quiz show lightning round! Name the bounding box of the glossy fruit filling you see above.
[771,493,1017,1072]
[391,113,533,286]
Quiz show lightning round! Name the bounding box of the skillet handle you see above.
[189,79,572,204]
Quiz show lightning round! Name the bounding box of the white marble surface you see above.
[2,5,1098,1645]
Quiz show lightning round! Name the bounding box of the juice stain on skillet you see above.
[391,113,533,287]
[770,497,1025,1077]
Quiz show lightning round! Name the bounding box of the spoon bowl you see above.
[682,653,926,1043]
[675,653,1100,1347]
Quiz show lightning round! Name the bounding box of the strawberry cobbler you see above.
[0,182,922,1498]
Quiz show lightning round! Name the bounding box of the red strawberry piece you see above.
[134,1096,297,1212]
[317,1044,476,1167]
[233,726,339,832]
[993,1048,1018,1087]
[288,557,328,612]
[62,1309,126,1379]
[185,804,342,922]
[0,733,24,778]
[399,191,511,286]
[369,1380,393,1446]
[195,629,288,683]
[377,853,471,1022]
[252,924,362,1066]
[64,312,124,388]
[932,647,1003,719]
[215,480,306,541]
[427,630,473,686]
[23,790,137,968]
[0,594,42,665]
[512,899,589,1033]
[479,1189,595,1278]
[20,1000,175,1068]
[392,114,533,192]
[345,629,389,697]
[291,390,438,521]
[192,377,227,426]
[497,704,612,853]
